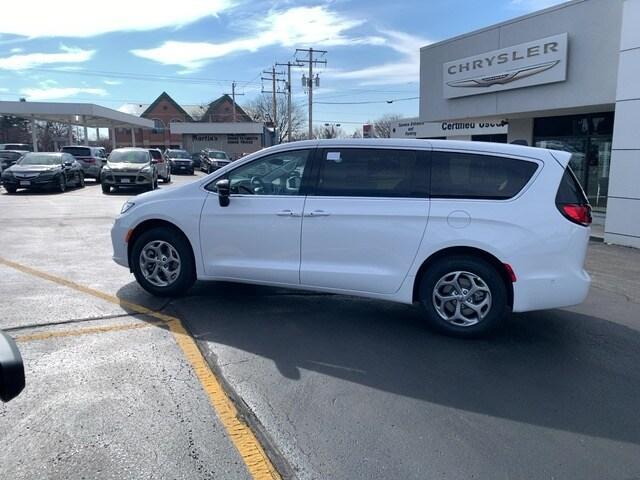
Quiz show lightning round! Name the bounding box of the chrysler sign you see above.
[443,33,568,99]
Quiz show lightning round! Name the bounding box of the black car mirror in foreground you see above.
[0,330,25,402]
[216,179,230,207]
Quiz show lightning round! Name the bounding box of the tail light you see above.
[559,204,592,226]
[555,167,592,227]
[84,157,96,164]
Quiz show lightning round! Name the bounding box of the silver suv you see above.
[100,148,158,194]
[60,146,107,182]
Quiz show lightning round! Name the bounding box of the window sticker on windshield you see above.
[326,151,342,163]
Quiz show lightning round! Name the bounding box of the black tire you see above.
[418,255,508,338]
[57,175,67,193]
[101,184,111,194]
[78,172,85,188]
[5,185,17,194]
[131,227,196,297]
[95,170,102,184]
[163,172,171,183]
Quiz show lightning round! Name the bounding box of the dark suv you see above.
[201,149,231,174]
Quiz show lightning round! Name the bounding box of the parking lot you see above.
[1,173,640,480]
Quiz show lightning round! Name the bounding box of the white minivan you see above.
[111,139,592,336]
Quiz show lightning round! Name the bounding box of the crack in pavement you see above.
[3,312,147,333]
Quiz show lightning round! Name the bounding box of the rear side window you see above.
[556,167,588,204]
[149,150,162,160]
[316,148,428,198]
[430,151,538,200]
[62,147,92,157]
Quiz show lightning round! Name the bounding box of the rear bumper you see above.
[79,163,101,178]
[512,269,591,312]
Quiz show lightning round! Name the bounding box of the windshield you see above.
[168,150,191,158]
[109,150,150,164]
[211,152,228,159]
[18,154,62,166]
[0,152,23,161]
[149,150,162,160]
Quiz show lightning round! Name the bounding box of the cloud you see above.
[131,6,385,71]
[10,47,23,53]
[0,0,232,37]
[0,46,94,70]
[103,79,122,85]
[20,87,108,101]
[328,30,431,85]
[0,87,8,92]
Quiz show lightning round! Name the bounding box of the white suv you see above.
[111,139,592,336]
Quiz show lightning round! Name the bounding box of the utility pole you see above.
[296,48,327,139]
[261,67,286,143]
[224,82,244,122]
[276,61,304,142]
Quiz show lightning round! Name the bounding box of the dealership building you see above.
[395,0,640,248]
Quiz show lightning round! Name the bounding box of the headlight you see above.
[140,165,151,173]
[120,201,135,214]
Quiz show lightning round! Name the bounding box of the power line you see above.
[17,67,262,87]
[314,96,419,105]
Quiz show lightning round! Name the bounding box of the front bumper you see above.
[2,175,58,188]
[171,161,193,173]
[102,170,152,187]
[111,219,130,268]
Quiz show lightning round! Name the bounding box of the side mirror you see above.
[216,179,230,207]
[0,330,25,402]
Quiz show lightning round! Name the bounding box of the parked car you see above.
[201,149,231,174]
[111,139,592,337]
[164,149,194,174]
[0,150,29,172]
[1,152,84,193]
[190,152,202,169]
[0,143,32,151]
[60,145,107,183]
[149,148,171,183]
[101,148,158,194]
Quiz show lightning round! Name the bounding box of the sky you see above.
[0,0,566,133]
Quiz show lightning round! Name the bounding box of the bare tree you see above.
[244,95,306,143]
[372,113,403,138]
[313,124,345,139]
[0,115,30,144]
[351,129,363,138]
[38,122,77,151]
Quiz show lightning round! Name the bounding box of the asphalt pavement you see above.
[1,174,639,479]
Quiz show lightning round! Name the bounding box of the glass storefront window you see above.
[534,112,614,212]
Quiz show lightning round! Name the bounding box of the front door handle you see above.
[305,210,331,217]
[276,209,301,217]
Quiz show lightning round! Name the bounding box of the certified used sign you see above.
[443,33,568,99]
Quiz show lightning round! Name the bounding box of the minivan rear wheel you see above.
[418,256,508,337]
[131,227,195,297]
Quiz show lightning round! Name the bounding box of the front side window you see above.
[430,151,538,200]
[316,148,427,198]
[221,150,309,196]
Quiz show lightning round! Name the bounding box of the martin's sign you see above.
[443,33,568,99]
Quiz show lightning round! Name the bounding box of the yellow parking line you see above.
[15,321,154,342]
[0,256,281,480]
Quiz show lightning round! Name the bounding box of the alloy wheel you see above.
[139,240,182,287]
[432,271,492,327]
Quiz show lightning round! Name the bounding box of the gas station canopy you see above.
[0,101,153,129]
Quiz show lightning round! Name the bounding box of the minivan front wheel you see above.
[131,227,195,296]
[418,256,508,337]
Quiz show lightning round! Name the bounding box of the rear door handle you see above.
[305,210,331,217]
[276,209,301,217]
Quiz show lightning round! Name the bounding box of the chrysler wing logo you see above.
[447,60,560,88]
